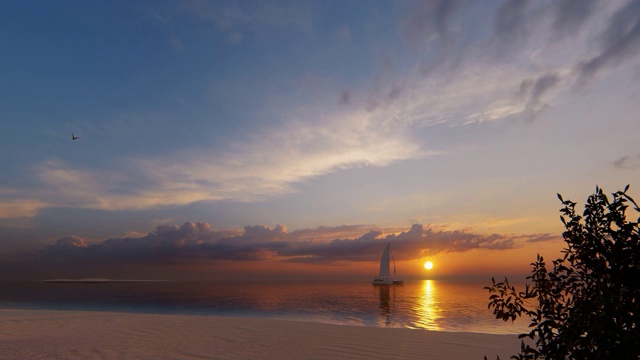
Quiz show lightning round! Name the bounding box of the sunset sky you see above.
[1,0,639,281]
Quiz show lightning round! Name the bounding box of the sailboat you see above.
[372,242,403,285]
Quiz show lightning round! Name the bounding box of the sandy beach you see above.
[0,309,521,359]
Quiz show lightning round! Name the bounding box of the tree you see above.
[485,186,640,359]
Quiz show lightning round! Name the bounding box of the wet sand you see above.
[0,309,521,359]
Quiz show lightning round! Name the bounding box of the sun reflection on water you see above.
[413,280,442,330]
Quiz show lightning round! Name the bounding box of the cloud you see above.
[241,224,287,242]
[484,0,639,94]
[577,0,640,82]
[494,0,531,34]
[400,0,461,48]
[286,224,374,242]
[30,159,210,212]
[386,0,627,127]
[42,237,89,262]
[613,153,640,169]
[0,196,48,219]
[339,89,351,105]
[491,0,533,51]
[523,233,562,243]
[35,159,115,209]
[12,222,553,268]
[48,236,88,250]
[487,0,598,50]
[23,93,430,213]
[517,72,562,123]
[551,0,599,35]
[4,0,638,218]
[398,0,468,76]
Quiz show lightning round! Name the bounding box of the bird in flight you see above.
[72,133,79,140]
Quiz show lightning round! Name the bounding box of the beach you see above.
[0,309,521,359]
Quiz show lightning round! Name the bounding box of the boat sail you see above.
[372,242,403,285]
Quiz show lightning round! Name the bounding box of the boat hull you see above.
[372,278,404,285]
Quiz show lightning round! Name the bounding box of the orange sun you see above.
[424,261,434,270]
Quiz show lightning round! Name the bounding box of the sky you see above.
[1,0,639,281]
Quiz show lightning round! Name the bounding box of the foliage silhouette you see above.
[485,185,640,359]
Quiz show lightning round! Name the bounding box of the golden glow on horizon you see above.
[423,261,433,270]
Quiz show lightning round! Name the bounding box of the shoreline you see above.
[1,304,523,335]
[0,280,530,336]
[0,308,522,359]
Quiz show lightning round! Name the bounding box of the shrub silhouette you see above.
[485,185,640,359]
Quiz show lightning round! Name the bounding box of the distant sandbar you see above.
[42,278,171,283]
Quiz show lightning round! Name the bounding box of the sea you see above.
[0,280,530,335]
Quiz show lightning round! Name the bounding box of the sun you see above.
[424,261,434,270]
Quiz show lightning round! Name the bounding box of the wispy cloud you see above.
[3,0,639,218]
[577,0,640,83]
[166,0,313,42]
[491,0,533,51]
[0,197,48,219]
[396,0,639,125]
[400,0,461,50]
[20,99,430,213]
[550,0,599,36]
[517,72,562,123]
[614,153,640,169]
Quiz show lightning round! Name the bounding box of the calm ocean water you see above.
[0,280,529,335]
